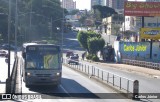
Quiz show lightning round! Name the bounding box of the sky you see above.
[74,0,91,10]
[74,0,146,10]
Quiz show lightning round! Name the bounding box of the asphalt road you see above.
[0,51,14,82]
[62,31,160,102]
[17,60,132,102]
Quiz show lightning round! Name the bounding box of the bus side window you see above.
[22,53,26,58]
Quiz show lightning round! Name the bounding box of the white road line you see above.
[59,85,72,97]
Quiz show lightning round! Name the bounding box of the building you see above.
[106,0,127,9]
[91,0,105,9]
[61,0,76,11]
[102,14,124,35]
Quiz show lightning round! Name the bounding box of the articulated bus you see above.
[22,43,62,87]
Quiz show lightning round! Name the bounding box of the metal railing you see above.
[10,56,18,93]
[63,58,136,94]
[122,59,160,70]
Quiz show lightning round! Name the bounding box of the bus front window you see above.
[26,52,59,69]
[26,54,37,68]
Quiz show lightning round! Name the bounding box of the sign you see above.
[140,28,160,39]
[124,44,147,52]
[124,2,160,16]
[27,46,58,52]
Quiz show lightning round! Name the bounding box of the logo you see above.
[144,30,160,35]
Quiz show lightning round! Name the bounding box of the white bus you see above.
[22,43,62,87]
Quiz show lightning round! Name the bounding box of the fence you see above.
[63,58,138,94]
[122,59,160,70]
[10,56,18,93]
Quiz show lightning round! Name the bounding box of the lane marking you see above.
[59,85,72,97]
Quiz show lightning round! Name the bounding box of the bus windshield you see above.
[26,51,59,69]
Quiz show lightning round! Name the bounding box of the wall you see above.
[114,41,160,63]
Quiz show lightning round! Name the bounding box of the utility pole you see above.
[29,0,32,41]
[6,0,11,93]
[51,17,53,39]
[15,0,18,57]
[61,8,64,62]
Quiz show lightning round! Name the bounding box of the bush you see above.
[92,55,99,61]
[86,54,92,60]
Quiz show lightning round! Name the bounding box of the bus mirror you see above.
[22,53,26,58]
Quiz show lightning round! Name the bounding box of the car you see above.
[66,51,74,58]
[1,44,15,50]
[67,55,79,65]
[0,50,8,57]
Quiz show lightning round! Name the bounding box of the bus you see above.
[21,43,62,87]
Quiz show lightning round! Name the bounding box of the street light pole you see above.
[6,0,11,93]
[51,17,53,39]
[29,0,32,41]
[7,0,11,78]
[15,0,18,57]
[61,8,64,62]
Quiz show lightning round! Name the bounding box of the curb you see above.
[84,60,160,79]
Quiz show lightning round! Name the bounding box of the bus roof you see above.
[22,43,60,48]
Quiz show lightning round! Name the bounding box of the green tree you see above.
[87,37,99,54]
[87,37,105,55]
[77,31,89,51]
[92,5,117,28]
[77,30,105,61]
[92,5,117,18]
[17,0,65,43]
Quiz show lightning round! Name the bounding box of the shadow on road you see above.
[27,78,100,99]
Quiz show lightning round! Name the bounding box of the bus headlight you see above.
[27,72,31,76]
[56,72,60,76]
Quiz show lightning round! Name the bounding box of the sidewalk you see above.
[84,59,160,78]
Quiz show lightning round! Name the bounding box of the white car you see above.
[67,55,79,65]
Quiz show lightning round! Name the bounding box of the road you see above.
[0,51,15,93]
[0,51,15,82]
[62,31,160,102]
[16,54,132,102]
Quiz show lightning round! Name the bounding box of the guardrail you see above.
[63,58,139,98]
[7,56,18,93]
[122,59,160,70]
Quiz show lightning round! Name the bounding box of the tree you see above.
[92,5,117,28]
[92,5,117,18]
[79,15,87,26]
[77,31,89,51]
[17,0,65,42]
[77,30,105,61]
[87,37,99,54]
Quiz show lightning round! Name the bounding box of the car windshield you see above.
[26,51,59,69]
[70,56,78,59]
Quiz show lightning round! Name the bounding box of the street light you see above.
[6,0,11,93]
[15,0,18,57]
[61,8,64,62]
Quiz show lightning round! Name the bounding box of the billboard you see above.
[140,28,160,39]
[124,2,160,16]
